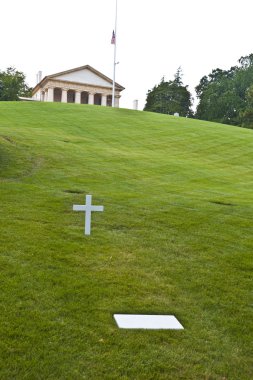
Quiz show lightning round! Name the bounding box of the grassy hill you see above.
[0,102,252,379]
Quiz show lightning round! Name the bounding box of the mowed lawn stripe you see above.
[0,102,252,379]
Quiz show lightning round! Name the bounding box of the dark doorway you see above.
[81,91,89,104]
[94,93,102,105]
[54,88,62,102]
[67,90,75,103]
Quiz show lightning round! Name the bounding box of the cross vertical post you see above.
[85,194,92,235]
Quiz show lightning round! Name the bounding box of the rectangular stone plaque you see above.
[114,314,184,329]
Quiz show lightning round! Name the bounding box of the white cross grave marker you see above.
[73,195,104,235]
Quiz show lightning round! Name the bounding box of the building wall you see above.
[32,79,121,107]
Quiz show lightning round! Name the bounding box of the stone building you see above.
[32,65,125,107]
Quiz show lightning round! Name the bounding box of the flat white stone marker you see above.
[73,194,104,235]
[114,314,184,330]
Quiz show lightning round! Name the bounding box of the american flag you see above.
[111,30,116,45]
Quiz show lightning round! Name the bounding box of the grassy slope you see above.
[0,102,252,379]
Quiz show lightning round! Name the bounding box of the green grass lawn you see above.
[0,102,252,379]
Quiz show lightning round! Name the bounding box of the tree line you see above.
[144,53,253,129]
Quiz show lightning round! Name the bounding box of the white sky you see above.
[1,0,252,110]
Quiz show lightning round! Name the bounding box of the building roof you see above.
[32,65,125,95]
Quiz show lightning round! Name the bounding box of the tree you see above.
[0,67,32,101]
[144,68,193,117]
[241,85,253,128]
[195,54,253,127]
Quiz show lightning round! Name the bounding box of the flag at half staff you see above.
[111,30,116,44]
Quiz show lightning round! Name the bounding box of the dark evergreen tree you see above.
[144,68,193,117]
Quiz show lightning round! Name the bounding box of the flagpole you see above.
[112,0,118,107]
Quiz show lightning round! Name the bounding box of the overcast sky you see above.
[1,0,252,110]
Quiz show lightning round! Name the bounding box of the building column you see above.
[47,87,54,102]
[101,94,107,106]
[88,93,94,105]
[75,91,81,104]
[61,89,67,103]
[44,90,48,102]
